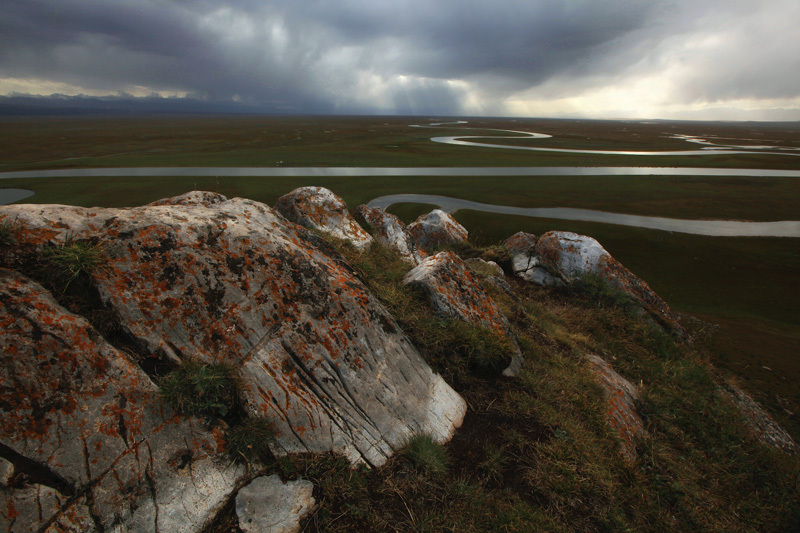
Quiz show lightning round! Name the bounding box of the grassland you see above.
[1,114,799,441]
[2,115,800,170]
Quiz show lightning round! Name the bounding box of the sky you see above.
[2,0,799,120]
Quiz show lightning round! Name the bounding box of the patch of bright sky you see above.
[0,77,188,98]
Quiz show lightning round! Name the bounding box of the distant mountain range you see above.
[0,94,280,116]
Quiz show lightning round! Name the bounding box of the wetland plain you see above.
[2,114,799,438]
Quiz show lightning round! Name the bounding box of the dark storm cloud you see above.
[1,0,797,117]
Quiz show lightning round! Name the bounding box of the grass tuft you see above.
[40,239,106,290]
[226,416,277,467]
[159,360,238,419]
[569,272,631,309]
[401,434,451,474]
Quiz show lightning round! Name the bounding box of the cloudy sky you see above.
[2,0,799,120]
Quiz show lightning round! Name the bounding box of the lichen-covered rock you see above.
[505,231,563,286]
[724,385,799,455]
[1,193,465,468]
[0,269,244,532]
[402,252,523,377]
[356,204,426,264]
[236,475,315,533]
[505,231,685,338]
[585,354,644,462]
[407,209,468,253]
[275,186,373,250]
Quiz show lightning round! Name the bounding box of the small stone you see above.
[236,475,315,533]
[0,458,12,487]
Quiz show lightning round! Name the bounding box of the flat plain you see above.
[2,114,799,438]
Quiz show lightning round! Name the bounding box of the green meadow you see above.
[2,114,799,439]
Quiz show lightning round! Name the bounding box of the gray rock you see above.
[0,269,244,532]
[236,475,315,533]
[275,186,373,250]
[357,204,426,264]
[1,193,466,468]
[407,209,468,253]
[403,252,523,377]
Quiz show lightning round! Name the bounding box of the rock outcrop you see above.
[356,204,426,264]
[1,192,466,472]
[585,354,645,462]
[407,209,468,252]
[506,231,686,338]
[275,186,373,249]
[402,252,523,377]
[0,269,244,532]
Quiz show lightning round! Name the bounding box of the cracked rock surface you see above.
[1,192,466,471]
[0,269,244,532]
[275,186,373,250]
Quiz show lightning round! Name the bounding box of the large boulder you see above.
[0,192,466,468]
[407,209,468,253]
[357,204,426,264]
[402,252,523,377]
[0,269,244,532]
[505,231,686,338]
[274,186,373,250]
[584,354,645,462]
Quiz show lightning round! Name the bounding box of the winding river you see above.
[414,121,800,157]
[367,194,800,237]
[2,121,798,236]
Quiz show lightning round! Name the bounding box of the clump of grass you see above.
[447,321,517,374]
[159,360,238,418]
[227,416,276,467]
[479,244,512,272]
[478,443,506,483]
[40,239,106,290]
[570,272,630,309]
[401,434,450,474]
